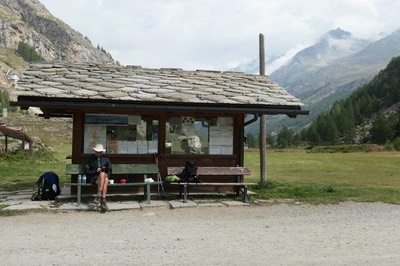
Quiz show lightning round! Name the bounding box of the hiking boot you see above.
[93,196,100,205]
[100,200,109,211]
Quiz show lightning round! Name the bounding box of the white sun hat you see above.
[93,144,106,152]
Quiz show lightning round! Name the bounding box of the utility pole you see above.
[259,33,267,182]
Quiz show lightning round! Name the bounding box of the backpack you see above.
[32,171,61,201]
[179,161,200,183]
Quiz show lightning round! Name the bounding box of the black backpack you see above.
[32,171,61,201]
[179,161,200,183]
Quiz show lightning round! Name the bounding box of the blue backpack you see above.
[32,172,61,200]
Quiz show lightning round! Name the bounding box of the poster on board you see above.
[84,124,107,153]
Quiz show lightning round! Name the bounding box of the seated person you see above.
[85,143,112,210]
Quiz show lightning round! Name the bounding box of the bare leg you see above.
[96,172,109,211]
[101,173,109,198]
[98,172,109,198]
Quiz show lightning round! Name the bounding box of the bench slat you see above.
[65,182,162,186]
[66,164,85,175]
[167,166,251,176]
[168,182,256,186]
[113,164,159,174]
[66,164,159,175]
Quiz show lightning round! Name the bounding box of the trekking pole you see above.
[154,153,165,198]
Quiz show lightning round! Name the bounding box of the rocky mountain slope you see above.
[301,55,400,146]
[271,28,400,132]
[0,0,116,149]
[0,0,115,89]
[272,28,400,105]
[241,28,400,134]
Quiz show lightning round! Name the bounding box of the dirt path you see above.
[1,202,400,265]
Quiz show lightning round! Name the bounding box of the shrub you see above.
[393,137,400,151]
[309,145,369,153]
[16,42,44,62]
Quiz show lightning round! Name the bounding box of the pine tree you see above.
[305,125,321,146]
[370,113,393,144]
[277,127,294,148]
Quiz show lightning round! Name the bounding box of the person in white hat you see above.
[85,143,112,211]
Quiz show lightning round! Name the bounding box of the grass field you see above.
[1,145,399,204]
[0,143,71,191]
[245,149,400,204]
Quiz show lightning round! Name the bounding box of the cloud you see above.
[266,44,311,75]
[40,0,400,70]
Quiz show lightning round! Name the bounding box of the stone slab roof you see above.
[12,63,308,116]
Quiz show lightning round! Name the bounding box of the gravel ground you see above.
[1,201,400,266]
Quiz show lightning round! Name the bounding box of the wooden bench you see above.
[167,166,256,203]
[65,164,163,205]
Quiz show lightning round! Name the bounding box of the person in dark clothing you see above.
[180,139,191,154]
[85,143,112,211]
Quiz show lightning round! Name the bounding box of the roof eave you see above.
[11,96,309,118]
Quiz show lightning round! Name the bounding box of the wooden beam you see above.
[259,33,267,182]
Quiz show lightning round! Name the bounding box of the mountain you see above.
[271,28,370,94]
[301,55,400,146]
[0,0,116,89]
[240,28,400,135]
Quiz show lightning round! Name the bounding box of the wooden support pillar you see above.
[259,33,267,182]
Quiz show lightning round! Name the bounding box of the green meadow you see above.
[1,146,399,205]
[0,144,71,191]
[245,149,400,204]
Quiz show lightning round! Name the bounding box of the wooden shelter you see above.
[11,63,308,194]
[0,125,32,152]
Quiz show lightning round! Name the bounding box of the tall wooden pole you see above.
[259,33,267,182]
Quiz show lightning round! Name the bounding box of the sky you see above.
[38,0,400,74]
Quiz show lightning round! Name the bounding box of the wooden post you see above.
[5,135,8,152]
[259,33,265,76]
[259,33,267,182]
